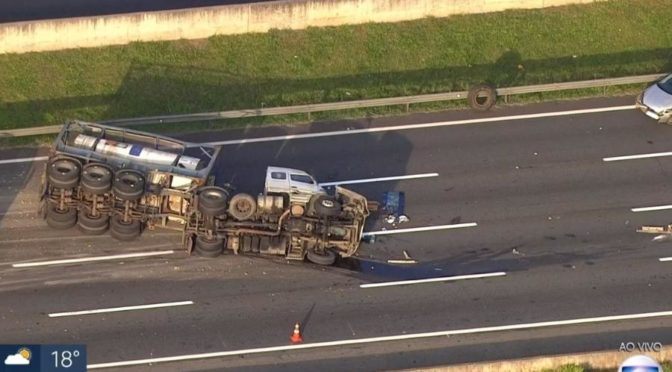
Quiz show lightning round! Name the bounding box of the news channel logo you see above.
[619,354,662,372]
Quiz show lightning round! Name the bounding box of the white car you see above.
[264,166,326,205]
[636,73,672,123]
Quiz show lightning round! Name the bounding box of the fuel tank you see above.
[73,134,200,170]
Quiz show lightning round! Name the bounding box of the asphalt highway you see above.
[0,0,275,23]
[2,96,672,370]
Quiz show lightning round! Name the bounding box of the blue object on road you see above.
[382,191,405,216]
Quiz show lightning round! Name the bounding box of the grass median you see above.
[542,361,672,371]
[0,0,670,141]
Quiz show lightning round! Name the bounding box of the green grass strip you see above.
[0,0,670,132]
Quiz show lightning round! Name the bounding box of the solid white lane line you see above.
[49,301,193,318]
[360,272,506,288]
[207,105,635,146]
[88,309,672,369]
[319,173,439,187]
[362,223,477,237]
[12,250,175,268]
[659,257,672,262]
[603,151,672,162]
[0,156,48,165]
[631,205,672,212]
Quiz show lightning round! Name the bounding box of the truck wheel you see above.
[194,236,223,258]
[467,84,496,112]
[228,193,256,221]
[48,157,81,189]
[113,169,145,200]
[111,229,140,241]
[306,249,336,266]
[78,210,109,235]
[81,163,112,195]
[313,195,341,217]
[110,215,141,241]
[46,204,77,229]
[198,186,229,216]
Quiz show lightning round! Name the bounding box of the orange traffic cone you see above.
[290,322,303,344]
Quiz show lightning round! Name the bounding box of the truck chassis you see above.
[40,121,371,265]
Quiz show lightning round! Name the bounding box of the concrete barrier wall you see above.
[0,0,601,54]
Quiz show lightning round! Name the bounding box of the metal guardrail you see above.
[1,73,665,138]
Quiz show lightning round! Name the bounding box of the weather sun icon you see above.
[4,347,31,365]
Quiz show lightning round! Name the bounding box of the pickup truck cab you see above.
[264,166,326,205]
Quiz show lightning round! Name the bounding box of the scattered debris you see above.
[382,192,410,227]
[387,250,417,264]
[653,234,669,242]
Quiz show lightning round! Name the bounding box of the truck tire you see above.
[306,249,336,266]
[46,204,77,229]
[48,157,81,189]
[198,187,229,217]
[194,236,223,258]
[467,84,496,112]
[81,163,112,195]
[113,169,145,201]
[228,193,256,221]
[111,229,140,241]
[110,215,141,241]
[77,210,109,235]
[313,195,341,217]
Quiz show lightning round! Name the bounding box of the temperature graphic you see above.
[0,344,86,372]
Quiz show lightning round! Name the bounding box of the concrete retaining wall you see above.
[0,0,601,54]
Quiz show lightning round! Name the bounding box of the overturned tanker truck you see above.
[39,120,372,265]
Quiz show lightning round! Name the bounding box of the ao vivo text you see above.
[619,342,663,352]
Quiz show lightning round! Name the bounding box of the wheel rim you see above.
[116,216,135,226]
[120,176,137,187]
[52,160,76,175]
[321,199,335,208]
[235,200,252,213]
[203,190,224,201]
[84,166,110,181]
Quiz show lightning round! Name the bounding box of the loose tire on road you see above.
[113,169,145,201]
[81,163,112,195]
[48,157,81,189]
[228,193,256,221]
[46,204,77,229]
[194,236,223,258]
[467,84,496,112]
[110,214,141,241]
[77,209,109,235]
[312,195,341,217]
[197,187,229,217]
[306,249,336,266]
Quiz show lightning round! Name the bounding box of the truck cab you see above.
[264,166,326,205]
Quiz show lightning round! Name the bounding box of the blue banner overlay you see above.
[0,345,86,372]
